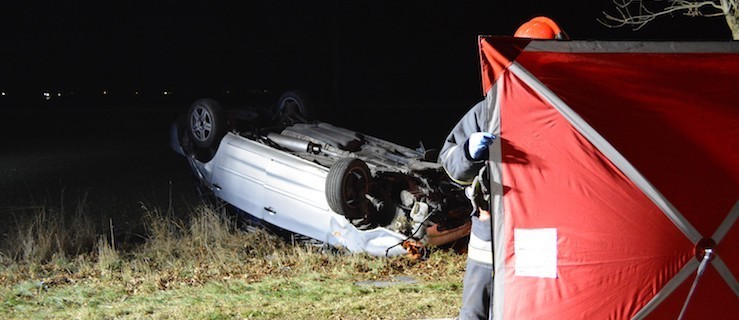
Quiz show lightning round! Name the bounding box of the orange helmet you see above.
[514,16,568,40]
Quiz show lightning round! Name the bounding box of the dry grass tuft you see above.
[96,235,120,274]
[3,192,98,264]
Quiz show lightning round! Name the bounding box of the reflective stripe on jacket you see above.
[467,215,493,265]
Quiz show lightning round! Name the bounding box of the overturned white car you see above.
[170,91,471,256]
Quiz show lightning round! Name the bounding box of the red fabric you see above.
[515,51,739,239]
[499,72,692,319]
[478,37,530,95]
[482,38,739,319]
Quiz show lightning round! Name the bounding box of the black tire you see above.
[275,90,312,123]
[187,98,225,149]
[326,158,371,219]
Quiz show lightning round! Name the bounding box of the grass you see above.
[0,199,467,319]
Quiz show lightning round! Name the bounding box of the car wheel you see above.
[187,98,225,149]
[275,90,312,123]
[326,158,371,219]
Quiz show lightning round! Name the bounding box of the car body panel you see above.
[198,132,411,256]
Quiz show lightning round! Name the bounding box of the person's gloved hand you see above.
[467,132,496,160]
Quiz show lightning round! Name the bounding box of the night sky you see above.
[1,1,732,107]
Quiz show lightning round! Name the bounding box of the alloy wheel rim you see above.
[191,105,212,142]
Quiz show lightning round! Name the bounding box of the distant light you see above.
[102,90,108,95]
[135,91,139,95]
[1,91,5,96]
[225,90,230,94]
[57,92,62,97]
[43,91,51,101]
[162,91,170,95]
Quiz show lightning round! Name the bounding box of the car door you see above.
[210,133,269,220]
[261,149,333,242]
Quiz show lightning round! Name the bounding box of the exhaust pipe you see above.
[267,133,321,154]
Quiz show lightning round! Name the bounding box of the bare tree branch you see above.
[599,0,738,39]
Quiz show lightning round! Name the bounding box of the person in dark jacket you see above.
[439,16,567,320]
[439,98,497,320]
